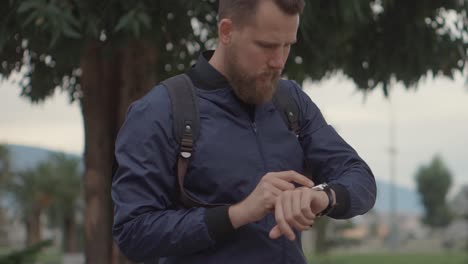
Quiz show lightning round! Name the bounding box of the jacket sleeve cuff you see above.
[328,183,351,218]
[204,205,235,242]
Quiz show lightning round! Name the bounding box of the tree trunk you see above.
[25,207,41,246]
[64,215,77,253]
[465,216,468,253]
[80,39,157,264]
[0,207,8,246]
[314,217,330,255]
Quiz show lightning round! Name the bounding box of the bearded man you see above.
[112,1,377,263]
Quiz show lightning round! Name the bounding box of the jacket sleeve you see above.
[289,81,377,219]
[111,86,229,262]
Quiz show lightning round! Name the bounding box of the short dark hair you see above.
[218,0,305,26]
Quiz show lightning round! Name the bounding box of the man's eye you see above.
[258,42,275,49]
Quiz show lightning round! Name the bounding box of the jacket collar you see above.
[186,50,229,90]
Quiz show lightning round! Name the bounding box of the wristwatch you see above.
[311,183,335,217]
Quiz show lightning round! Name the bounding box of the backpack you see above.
[162,74,302,208]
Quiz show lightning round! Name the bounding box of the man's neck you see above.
[208,48,228,80]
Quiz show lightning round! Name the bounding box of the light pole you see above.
[388,95,398,251]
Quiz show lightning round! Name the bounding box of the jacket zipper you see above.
[252,113,285,263]
[252,122,257,133]
[251,120,267,173]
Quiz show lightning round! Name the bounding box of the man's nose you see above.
[268,49,286,71]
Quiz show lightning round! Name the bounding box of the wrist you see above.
[313,183,336,217]
[317,191,330,210]
[228,203,249,229]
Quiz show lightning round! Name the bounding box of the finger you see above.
[275,194,295,240]
[269,225,282,239]
[282,191,293,226]
[268,177,295,191]
[300,189,316,220]
[283,191,310,231]
[309,220,315,227]
[262,181,283,197]
[284,191,310,231]
[261,182,282,210]
[292,190,314,226]
[273,171,314,188]
[270,185,283,196]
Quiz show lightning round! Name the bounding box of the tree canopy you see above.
[415,155,454,228]
[1,0,467,102]
[1,0,217,102]
[452,185,468,219]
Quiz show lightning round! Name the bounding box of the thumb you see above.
[269,225,283,240]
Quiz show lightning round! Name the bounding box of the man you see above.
[112,0,377,263]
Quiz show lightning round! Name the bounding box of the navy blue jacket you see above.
[112,51,376,263]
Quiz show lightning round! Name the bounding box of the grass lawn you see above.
[0,247,62,264]
[308,253,468,264]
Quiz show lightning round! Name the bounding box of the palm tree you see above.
[0,144,12,191]
[46,153,82,253]
[6,152,82,251]
[0,144,12,245]
[8,161,56,245]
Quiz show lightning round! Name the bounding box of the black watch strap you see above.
[314,183,335,217]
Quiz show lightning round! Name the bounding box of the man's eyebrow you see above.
[256,39,297,46]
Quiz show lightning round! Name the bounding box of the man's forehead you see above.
[241,20,298,43]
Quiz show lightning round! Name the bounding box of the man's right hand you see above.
[228,171,314,229]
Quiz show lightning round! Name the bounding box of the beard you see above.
[224,49,281,105]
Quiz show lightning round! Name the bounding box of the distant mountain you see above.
[3,144,423,215]
[5,144,81,171]
[375,180,423,216]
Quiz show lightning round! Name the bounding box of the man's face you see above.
[224,0,299,105]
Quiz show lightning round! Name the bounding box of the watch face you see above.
[312,184,326,191]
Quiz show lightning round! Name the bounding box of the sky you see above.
[1,72,467,195]
[304,72,468,196]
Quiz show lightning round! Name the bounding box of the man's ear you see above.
[218,18,233,45]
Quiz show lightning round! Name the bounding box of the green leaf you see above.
[63,12,81,28]
[22,10,40,27]
[132,19,140,37]
[114,11,134,33]
[0,28,6,53]
[137,12,151,29]
[17,0,42,14]
[50,30,61,47]
[62,23,82,39]
[87,22,99,38]
[45,3,62,16]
